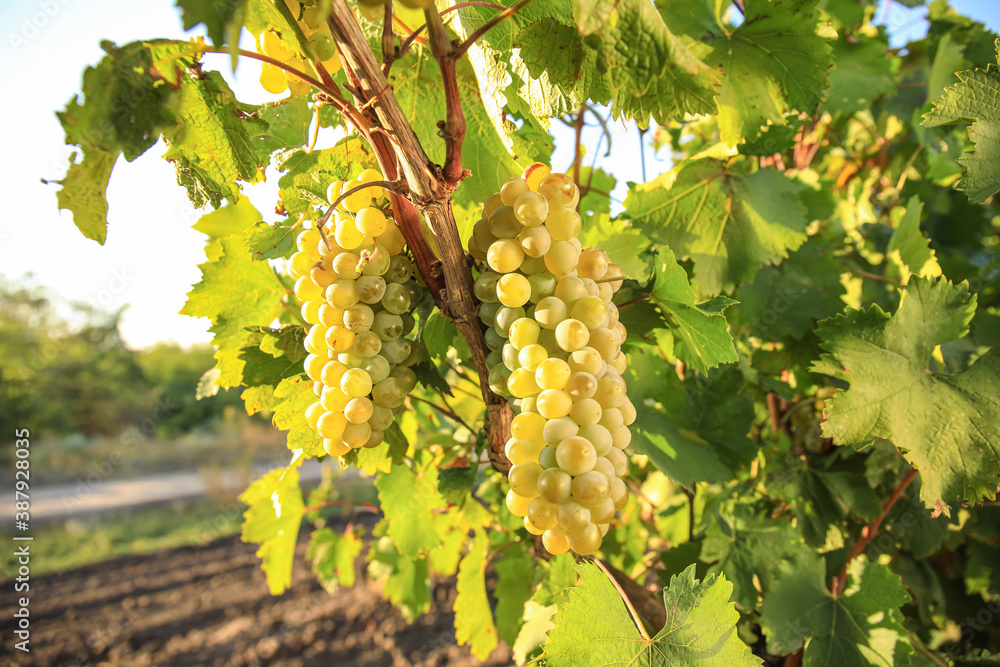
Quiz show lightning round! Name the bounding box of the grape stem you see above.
[318,179,406,230]
[831,468,919,597]
[408,394,474,433]
[391,2,506,69]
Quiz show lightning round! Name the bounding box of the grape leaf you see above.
[245,217,299,261]
[307,525,363,592]
[700,501,814,610]
[759,554,913,666]
[922,40,1000,203]
[238,326,306,387]
[583,0,721,126]
[271,375,323,456]
[240,465,305,596]
[175,0,245,48]
[824,34,895,115]
[55,149,117,244]
[660,0,834,145]
[437,465,478,505]
[732,238,846,341]
[624,349,756,488]
[163,72,265,208]
[578,213,654,285]
[375,464,444,558]
[454,531,499,660]
[367,536,432,621]
[623,246,738,371]
[885,197,942,283]
[181,235,286,386]
[515,19,585,86]
[542,562,759,666]
[625,161,810,295]
[494,539,535,646]
[54,40,196,243]
[249,97,314,163]
[813,276,1000,515]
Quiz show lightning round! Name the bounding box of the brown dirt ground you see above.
[1,531,514,667]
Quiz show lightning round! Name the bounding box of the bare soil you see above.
[1,531,514,667]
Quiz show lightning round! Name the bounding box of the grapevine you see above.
[49,0,1000,665]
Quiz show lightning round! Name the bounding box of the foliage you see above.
[53,0,1000,664]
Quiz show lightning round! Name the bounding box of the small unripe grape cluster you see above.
[472,165,635,556]
[289,169,424,456]
[255,0,343,96]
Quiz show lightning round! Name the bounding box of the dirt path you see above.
[1,531,513,666]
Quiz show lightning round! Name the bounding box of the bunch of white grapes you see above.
[470,165,635,556]
[289,169,423,456]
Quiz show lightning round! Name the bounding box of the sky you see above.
[0,0,998,349]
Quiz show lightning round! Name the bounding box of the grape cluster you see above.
[289,169,424,456]
[256,1,343,96]
[470,165,635,556]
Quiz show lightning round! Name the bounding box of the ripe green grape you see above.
[307,32,337,61]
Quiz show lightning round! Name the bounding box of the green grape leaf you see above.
[625,161,810,295]
[824,34,895,114]
[700,501,814,610]
[732,238,846,341]
[54,149,117,245]
[660,0,833,145]
[367,536,432,621]
[163,71,265,208]
[494,539,535,646]
[923,40,1000,203]
[585,0,721,125]
[573,0,614,36]
[54,40,196,242]
[421,310,469,368]
[240,465,305,596]
[542,562,759,666]
[927,33,971,104]
[512,554,579,662]
[625,349,756,488]
[246,218,299,261]
[176,0,245,48]
[813,276,1000,515]
[238,326,306,387]
[515,19,586,87]
[455,531,499,660]
[192,196,261,246]
[375,464,444,558]
[271,375,323,456]
[249,97,314,163]
[886,197,942,283]
[181,235,286,386]
[307,525,363,592]
[759,554,913,666]
[438,465,478,505]
[621,246,737,371]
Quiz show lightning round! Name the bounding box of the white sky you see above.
[0,0,995,349]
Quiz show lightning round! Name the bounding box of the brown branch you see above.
[409,394,474,432]
[453,0,538,57]
[597,560,666,633]
[784,650,803,667]
[832,468,919,596]
[327,0,512,473]
[572,105,586,187]
[425,7,468,186]
[394,2,506,64]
